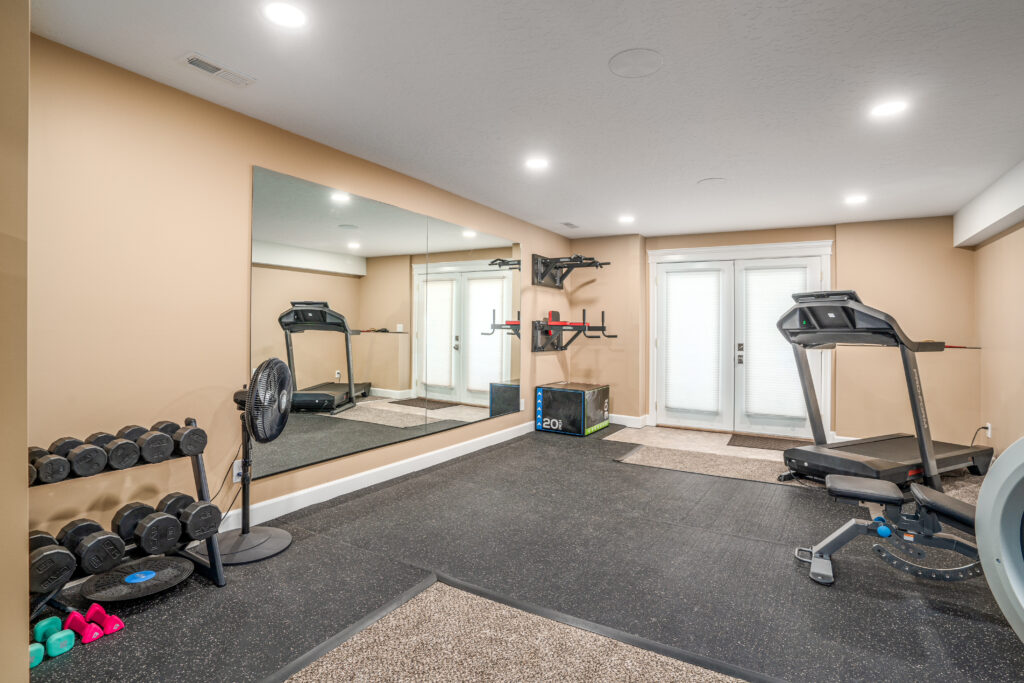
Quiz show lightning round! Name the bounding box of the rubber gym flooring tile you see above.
[29,526,431,683]
[279,430,1024,682]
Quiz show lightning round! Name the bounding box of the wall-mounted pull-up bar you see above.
[532,254,609,289]
[489,258,521,271]
[482,310,521,338]
[531,310,617,352]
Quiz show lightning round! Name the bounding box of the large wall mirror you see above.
[250,167,522,477]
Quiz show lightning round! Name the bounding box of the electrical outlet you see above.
[232,460,242,483]
[986,423,992,438]
[335,370,342,380]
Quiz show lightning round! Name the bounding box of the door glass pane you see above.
[464,277,505,392]
[744,267,807,418]
[424,279,454,387]
[664,270,721,412]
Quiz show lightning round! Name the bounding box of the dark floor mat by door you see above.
[728,433,812,450]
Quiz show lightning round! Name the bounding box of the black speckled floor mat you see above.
[279,430,1024,682]
[30,529,431,683]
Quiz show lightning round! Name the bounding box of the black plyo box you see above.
[489,381,521,418]
[535,382,610,436]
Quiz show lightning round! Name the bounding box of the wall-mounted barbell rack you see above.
[489,258,521,271]
[532,310,617,352]
[482,310,521,338]
[532,254,609,289]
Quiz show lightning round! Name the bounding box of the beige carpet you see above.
[620,445,984,504]
[289,583,737,682]
[606,426,782,462]
[331,404,442,427]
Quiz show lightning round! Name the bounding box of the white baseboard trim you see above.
[369,387,417,400]
[610,414,647,429]
[220,420,534,530]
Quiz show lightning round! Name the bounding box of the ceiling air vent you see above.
[181,52,255,87]
[561,222,581,230]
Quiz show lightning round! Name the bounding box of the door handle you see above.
[737,354,744,365]
[453,343,461,351]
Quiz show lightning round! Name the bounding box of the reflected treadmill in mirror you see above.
[249,167,522,478]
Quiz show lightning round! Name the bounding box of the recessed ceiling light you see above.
[608,48,664,78]
[263,2,307,28]
[869,99,909,119]
[331,192,351,203]
[696,177,727,185]
[462,230,477,238]
[347,242,360,249]
[844,193,868,205]
[618,214,636,224]
[524,156,550,171]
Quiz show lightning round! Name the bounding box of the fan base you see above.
[195,527,292,565]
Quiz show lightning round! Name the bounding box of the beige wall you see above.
[1,0,30,676]
[251,266,361,388]
[566,235,647,416]
[835,217,979,443]
[352,334,411,391]
[359,255,412,331]
[28,37,569,534]
[975,221,1024,453]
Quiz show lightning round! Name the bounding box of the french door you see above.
[414,267,514,406]
[655,256,825,437]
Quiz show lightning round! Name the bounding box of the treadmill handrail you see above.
[278,301,360,334]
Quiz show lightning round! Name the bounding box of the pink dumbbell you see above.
[86,603,124,635]
[64,611,103,643]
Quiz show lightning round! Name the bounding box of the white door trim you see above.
[647,240,833,432]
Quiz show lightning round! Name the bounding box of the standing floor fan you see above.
[198,358,294,565]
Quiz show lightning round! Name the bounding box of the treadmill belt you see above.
[830,436,964,463]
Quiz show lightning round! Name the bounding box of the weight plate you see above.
[151,420,181,437]
[116,425,147,442]
[104,438,140,470]
[49,437,83,457]
[29,530,57,552]
[57,519,103,552]
[33,454,70,484]
[111,502,155,542]
[29,545,76,594]
[85,432,115,448]
[137,431,173,463]
[179,502,222,541]
[174,427,208,456]
[134,512,182,555]
[67,444,107,477]
[80,556,193,602]
[157,492,195,518]
[76,531,125,575]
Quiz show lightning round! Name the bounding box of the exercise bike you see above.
[797,436,1024,643]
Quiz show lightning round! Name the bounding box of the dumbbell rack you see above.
[30,420,226,619]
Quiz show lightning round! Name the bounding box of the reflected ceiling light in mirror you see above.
[263,2,307,28]
[869,99,909,119]
[618,214,635,225]
[462,230,477,238]
[330,192,351,203]
[524,156,550,171]
[347,242,360,249]
[844,193,868,205]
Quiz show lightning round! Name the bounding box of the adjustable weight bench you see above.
[796,474,982,585]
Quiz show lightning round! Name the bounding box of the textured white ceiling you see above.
[252,167,512,257]
[31,0,1024,238]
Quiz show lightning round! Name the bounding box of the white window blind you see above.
[743,267,807,418]
[464,277,504,391]
[424,279,454,387]
[663,270,722,413]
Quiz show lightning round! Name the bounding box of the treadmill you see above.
[278,301,370,414]
[777,290,992,491]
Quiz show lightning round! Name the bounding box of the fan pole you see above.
[241,412,251,535]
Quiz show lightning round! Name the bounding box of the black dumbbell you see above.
[151,420,181,437]
[29,463,36,485]
[110,503,182,555]
[56,519,125,575]
[28,447,70,484]
[85,432,140,470]
[28,531,77,594]
[118,425,174,463]
[157,492,222,541]
[48,437,106,477]
[172,425,208,457]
